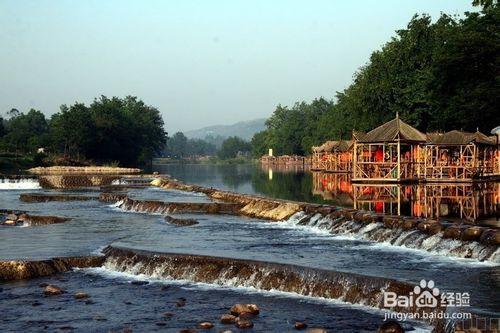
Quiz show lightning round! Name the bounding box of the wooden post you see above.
[353,141,358,179]
[397,140,401,181]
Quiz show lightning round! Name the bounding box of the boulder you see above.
[417,220,440,233]
[74,292,89,299]
[305,329,327,333]
[44,284,64,295]
[461,227,483,241]
[179,329,197,333]
[164,312,175,318]
[295,321,308,330]
[480,229,500,246]
[230,303,259,316]
[377,320,404,333]
[176,299,186,307]
[220,314,236,324]
[428,223,444,235]
[238,312,255,319]
[3,220,16,226]
[6,214,18,221]
[443,225,463,239]
[402,219,419,230]
[165,215,199,226]
[235,317,253,329]
[198,322,214,329]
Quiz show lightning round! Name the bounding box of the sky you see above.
[0,0,476,133]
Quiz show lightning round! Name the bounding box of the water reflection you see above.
[313,171,499,223]
[152,163,498,223]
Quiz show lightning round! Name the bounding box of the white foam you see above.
[282,212,500,266]
[81,266,432,332]
[0,178,41,190]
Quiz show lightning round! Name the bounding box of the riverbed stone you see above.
[479,229,500,246]
[377,320,404,333]
[197,322,214,329]
[417,220,439,233]
[428,222,444,235]
[402,218,419,230]
[443,225,463,239]
[44,284,64,295]
[230,303,259,316]
[235,317,253,329]
[6,214,18,221]
[220,314,236,324]
[305,329,327,333]
[74,292,89,299]
[461,226,483,241]
[295,321,308,330]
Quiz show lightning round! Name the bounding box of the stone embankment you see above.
[102,246,445,330]
[99,193,243,215]
[27,166,141,175]
[1,211,71,226]
[149,177,500,250]
[0,256,104,281]
[20,193,97,203]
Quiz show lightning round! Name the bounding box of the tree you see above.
[251,130,269,157]
[166,132,188,158]
[0,117,5,137]
[251,4,500,155]
[50,103,95,159]
[217,136,251,159]
[2,109,49,154]
[88,96,167,165]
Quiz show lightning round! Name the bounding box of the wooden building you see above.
[424,130,498,182]
[352,115,427,182]
[312,140,353,172]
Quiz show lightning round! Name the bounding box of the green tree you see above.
[88,96,166,165]
[166,132,188,158]
[217,136,251,159]
[2,109,49,154]
[50,103,95,159]
[251,130,269,157]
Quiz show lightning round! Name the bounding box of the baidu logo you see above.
[384,279,470,309]
[414,280,440,308]
[384,279,440,308]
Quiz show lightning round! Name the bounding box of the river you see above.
[0,163,498,332]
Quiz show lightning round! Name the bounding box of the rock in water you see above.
[230,303,260,316]
[295,321,307,330]
[165,215,199,226]
[74,292,89,299]
[198,322,214,329]
[44,284,64,295]
[378,320,404,333]
[235,317,253,329]
[220,314,236,324]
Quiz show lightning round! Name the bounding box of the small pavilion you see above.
[352,114,427,182]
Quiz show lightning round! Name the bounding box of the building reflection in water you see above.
[312,171,499,224]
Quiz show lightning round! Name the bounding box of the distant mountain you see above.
[184,118,266,141]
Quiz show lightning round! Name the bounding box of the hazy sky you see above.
[1,0,475,133]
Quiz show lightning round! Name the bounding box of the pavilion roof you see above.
[360,116,427,143]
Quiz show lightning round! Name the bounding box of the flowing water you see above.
[0,164,498,332]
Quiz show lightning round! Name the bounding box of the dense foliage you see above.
[164,132,217,158]
[252,4,499,156]
[0,96,167,166]
[217,136,251,159]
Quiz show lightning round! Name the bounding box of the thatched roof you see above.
[360,116,427,143]
[428,130,496,146]
[313,140,353,153]
[352,131,367,141]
